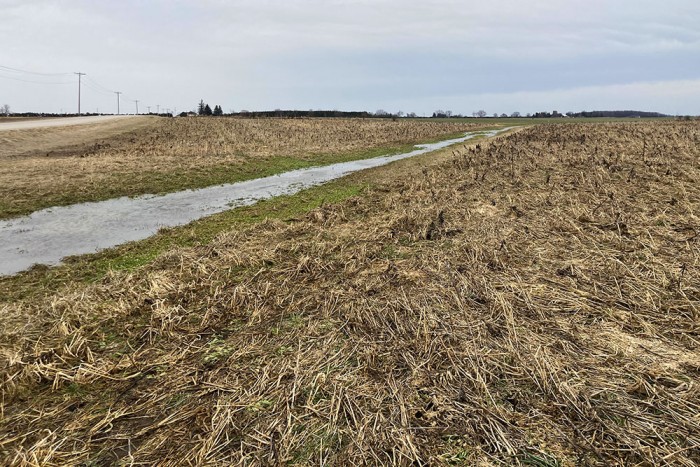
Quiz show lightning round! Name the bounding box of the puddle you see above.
[0,128,511,276]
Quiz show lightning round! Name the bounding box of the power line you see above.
[2,63,151,115]
[84,75,115,94]
[81,80,114,96]
[0,73,72,85]
[0,64,72,76]
[86,76,143,114]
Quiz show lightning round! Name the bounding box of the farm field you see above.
[1,120,698,465]
[0,116,54,123]
[0,117,482,219]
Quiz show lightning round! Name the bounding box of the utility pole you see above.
[147,106,151,114]
[114,91,122,115]
[74,72,85,115]
[156,104,160,114]
[134,100,139,114]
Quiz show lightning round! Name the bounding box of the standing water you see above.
[0,128,511,275]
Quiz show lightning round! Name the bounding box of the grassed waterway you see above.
[0,128,511,275]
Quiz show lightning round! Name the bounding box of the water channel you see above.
[0,128,511,276]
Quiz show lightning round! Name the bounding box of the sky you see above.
[1,0,699,116]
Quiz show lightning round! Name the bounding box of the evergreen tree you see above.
[213,105,223,116]
[197,99,206,116]
[204,104,213,116]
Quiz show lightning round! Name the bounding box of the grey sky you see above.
[2,0,699,115]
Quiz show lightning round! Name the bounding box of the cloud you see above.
[192,0,700,58]
[1,0,698,113]
[384,79,700,116]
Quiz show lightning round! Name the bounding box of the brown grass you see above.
[0,116,156,159]
[1,122,699,465]
[0,117,480,219]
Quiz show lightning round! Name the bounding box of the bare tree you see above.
[511,111,521,118]
[1,104,10,116]
[473,110,487,118]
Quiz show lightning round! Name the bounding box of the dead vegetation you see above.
[0,116,156,160]
[0,117,479,219]
[1,122,699,465]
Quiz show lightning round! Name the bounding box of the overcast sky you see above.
[2,0,699,115]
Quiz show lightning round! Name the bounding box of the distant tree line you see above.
[0,101,687,120]
[426,109,671,119]
[566,110,668,118]
[1,111,102,118]
[187,103,427,119]
[176,103,682,120]
[428,109,681,119]
[184,105,379,119]
[432,110,455,118]
[237,109,376,118]
[3,112,175,118]
[194,100,224,116]
[529,110,670,118]
[1,106,174,118]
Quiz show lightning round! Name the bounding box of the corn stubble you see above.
[1,122,699,465]
[0,118,479,218]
